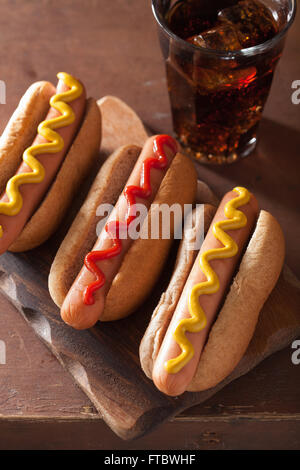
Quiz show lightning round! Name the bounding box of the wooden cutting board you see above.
[0,97,300,440]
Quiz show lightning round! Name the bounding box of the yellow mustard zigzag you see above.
[0,72,83,238]
[164,186,251,374]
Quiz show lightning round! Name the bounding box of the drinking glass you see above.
[152,0,296,164]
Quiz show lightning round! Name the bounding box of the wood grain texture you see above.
[1,413,300,450]
[0,0,299,448]
[0,240,299,439]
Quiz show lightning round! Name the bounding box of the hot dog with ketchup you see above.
[140,187,285,396]
[0,72,101,253]
[49,135,198,329]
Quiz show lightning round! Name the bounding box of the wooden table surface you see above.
[0,0,299,450]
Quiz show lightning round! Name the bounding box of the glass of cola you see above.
[152,0,296,164]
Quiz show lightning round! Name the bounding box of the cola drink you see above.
[156,0,290,163]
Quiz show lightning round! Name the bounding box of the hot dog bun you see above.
[140,203,217,378]
[152,188,260,396]
[188,209,285,391]
[0,76,101,253]
[49,144,142,307]
[10,98,101,252]
[0,81,55,194]
[140,202,285,393]
[102,150,198,321]
[49,140,197,323]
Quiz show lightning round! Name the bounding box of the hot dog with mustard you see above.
[0,72,101,253]
[140,187,285,396]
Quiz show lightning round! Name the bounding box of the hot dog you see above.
[0,72,101,253]
[49,135,198,329]
[140,186,285,396]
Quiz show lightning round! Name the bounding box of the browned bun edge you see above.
[139,203,216,378]
[102,152,198,321]
[9,98,101,252]
[0,81,55,194]
[140,210,285,390]
[188,209,285,391]
[48,144,142,308]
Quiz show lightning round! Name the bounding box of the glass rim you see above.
[152,0,297,58]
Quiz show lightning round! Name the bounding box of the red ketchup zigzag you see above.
[83,135,178,306]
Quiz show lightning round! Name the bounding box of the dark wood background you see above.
[0,0,299,449]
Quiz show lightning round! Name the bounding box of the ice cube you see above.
[169,34,257,92]
[187,23,242,51]
[218,0,278,48]
[192,65,257,92]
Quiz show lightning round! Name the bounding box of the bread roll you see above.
[140,208,285,392]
